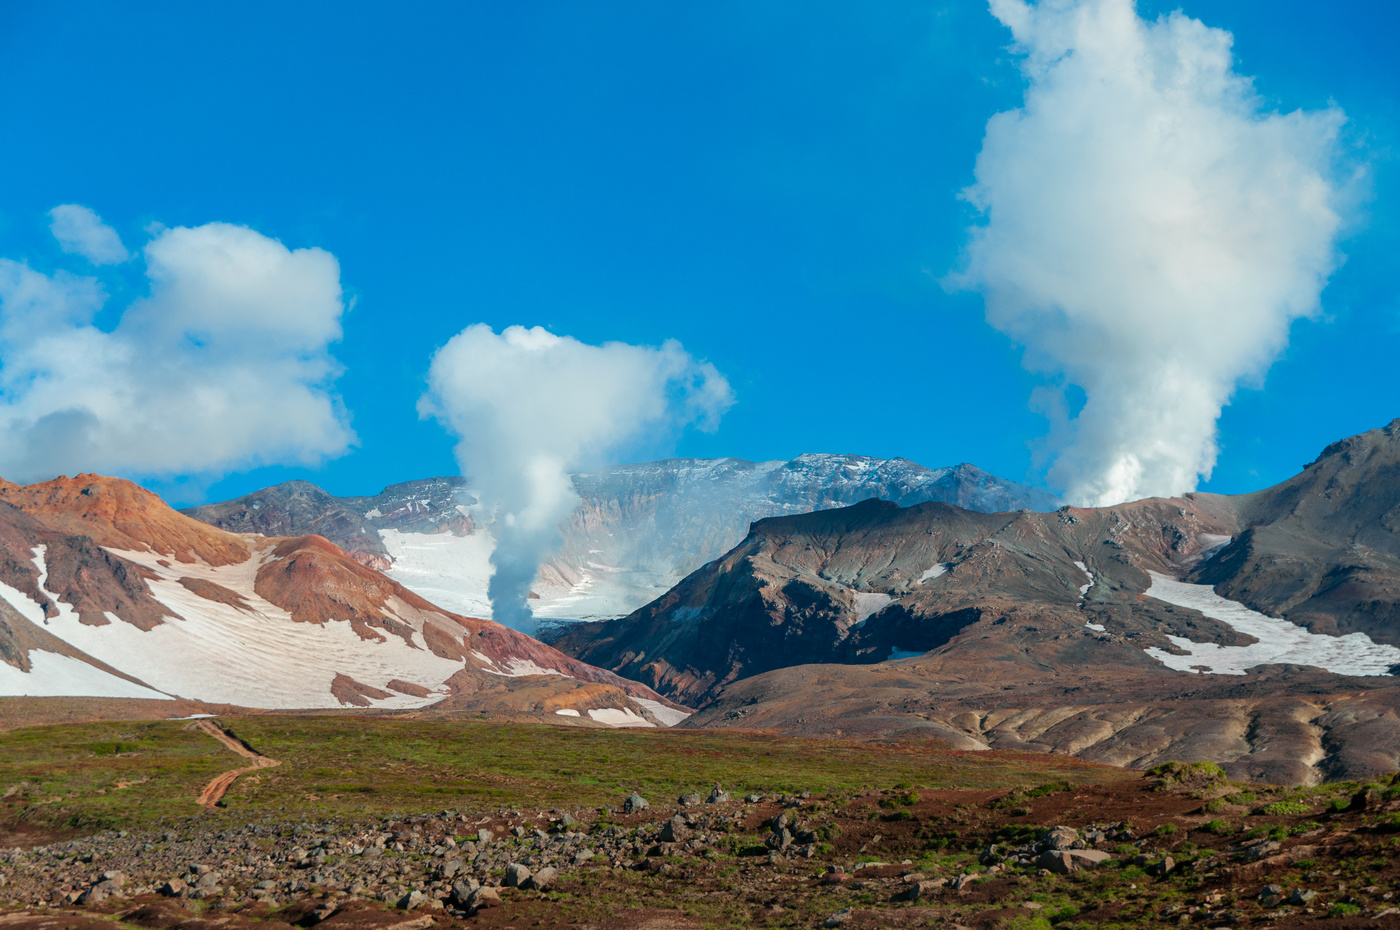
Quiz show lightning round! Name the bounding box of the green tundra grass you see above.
[0,715,1126,835]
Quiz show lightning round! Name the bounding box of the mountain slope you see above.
[185,455,1058,622]
[553,420,1400,783]
[0,474,683,726]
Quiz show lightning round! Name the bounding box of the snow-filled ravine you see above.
[1143,571,1400,677]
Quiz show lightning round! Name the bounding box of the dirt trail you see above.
[190,719,280,808]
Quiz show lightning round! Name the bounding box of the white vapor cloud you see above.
[420,324,734,634]
[0,218,355,484]
[954,0,1354,506]
[48,204,131,265]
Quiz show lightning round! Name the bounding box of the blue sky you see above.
[0,0,1395,506]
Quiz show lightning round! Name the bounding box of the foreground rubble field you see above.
[4,719,1400,927]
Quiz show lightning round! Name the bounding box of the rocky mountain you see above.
[552,420,1400,783]
[0,474,684,727]
[184,456,1058,623]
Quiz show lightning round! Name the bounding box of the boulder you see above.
[1067,850,1113,869]
[398,890,427,910]
[504,862,532,887]
[623,794,649,814]
[467,886,501,911]
[659,817,692,844]
[678,793,702,808]
[159,878,187,897]
[1036,850,1075,874]
[449,880,480,907]
[1258,884,1284,908]
[525,867,558,891]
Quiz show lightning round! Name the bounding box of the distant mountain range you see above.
[183,455,1058,622]
[19,427,1400,785]
[552,421,1400,784]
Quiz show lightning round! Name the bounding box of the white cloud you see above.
[0,220,355,484]
[47,204,130,265]
[420,324,733,633]
[954,0,1354,506]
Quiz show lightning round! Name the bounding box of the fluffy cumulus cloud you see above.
[0,213,355,485]
[420,324,733,634]
[954,0,1354,506]
[48,204,131,265]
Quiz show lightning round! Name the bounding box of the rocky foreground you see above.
[6,764,1400,928]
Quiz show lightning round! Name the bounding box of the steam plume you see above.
[420,324,732,634]
[955,0,1354,505]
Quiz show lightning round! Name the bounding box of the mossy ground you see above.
[0,715,1120,837]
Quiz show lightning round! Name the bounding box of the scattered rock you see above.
[398,890,427,910]
[659,817,692,844]
[526,866,558,891]
[1258,884,1284,907]
[623,794,649,814]
[467,886,502,911]
[504,862,532,887]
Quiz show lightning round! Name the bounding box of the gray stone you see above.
[504,862,531,887]
[623,794,649,814]
[159,878,187,897]
[525,867,558,891]
[1066,850,1113,869]
[449,879,480,906]
[678,793,702,808]
[659,817,692,844]
[477,828,493,843]
[1040,827,1078,851]
[436,858,464,880]
[467,886,501,910]
[1258,884,1284,907]
[1036,850,1075,874]
[1288,888,1317,905]
[398,889,427,910]
[822,908,853,927]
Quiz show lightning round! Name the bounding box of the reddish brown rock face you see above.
[0,474,249,566]
[0,474,684,724]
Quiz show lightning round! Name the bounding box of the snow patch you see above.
[0,648,172,700]
[364,508,383,519]
[1197,534,1233,562]
[587,707,655,728]
[632,697,691,727]
[554,708,581,717]
[1084,622,1106,632]
[1143,571,1400,677]
[851,592,894,626]
[1074,560,1094,599]
[12,544,464,708]
[381,528,495,619]
[917,564,947,584]
[481,657,564,678]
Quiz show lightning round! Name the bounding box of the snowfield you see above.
[0,544,462,708]
[381,529,495,619]
[1143,571,1400,677]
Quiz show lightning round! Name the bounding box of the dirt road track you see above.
[190,719,280,808]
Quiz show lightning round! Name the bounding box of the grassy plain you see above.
[0,715,1125,835]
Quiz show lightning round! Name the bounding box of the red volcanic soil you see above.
[0,475,249,567]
